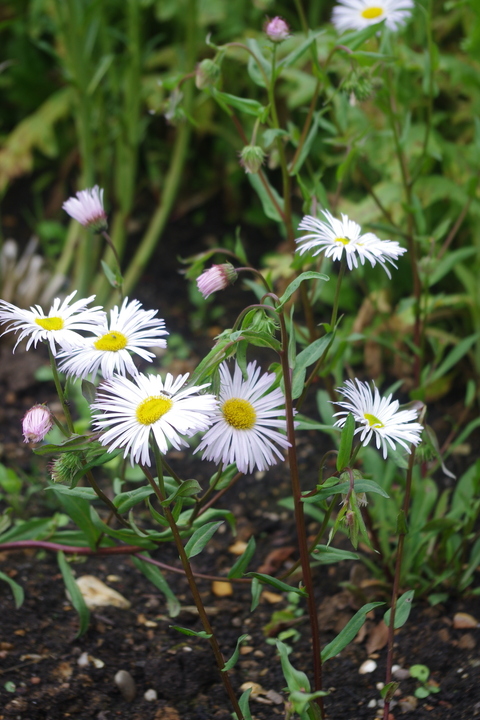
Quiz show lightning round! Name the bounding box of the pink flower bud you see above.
[264,16,290,43]
[196,263,237,299]
[22,404,54,443]
[62,186,107,232]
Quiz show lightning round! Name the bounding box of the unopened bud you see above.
[49,452,83,485]
[343,71,375,102]
[264,16,290,43]
[239,145,265,174]
[22,404,53,443]
[196,263,238,299]
[195,59,221,90]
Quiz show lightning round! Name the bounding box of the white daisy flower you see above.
[0,291,105,355]
[196,361,290,475]
[333,379,423,459]
[296,210,406,278]
[62,185,107,231]
[331,0,414,34]
[92,372,217,466]
[57,297,168,380]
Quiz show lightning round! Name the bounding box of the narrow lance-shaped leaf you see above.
[184,521,224,559]
[0,571,24,609]
[222,634,250,672]
[57,550,90,638]
[384,590,414,629]
[228,536,256,579]
[321,602,384,662]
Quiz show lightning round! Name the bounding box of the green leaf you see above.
[321,602,384,661]
[50,489,102,549]
[246,572,308,596]
[276,640,311,692]
[279,30,325,68]
[234,688,253,720]
[33,434,97,456]
[211,88,267,118]
[250,576,261,612]
[338,23,386,50]
[336,413,355,472]
[384,590,414,629]
[415,686,431,699]
[410,664,430,682]
[170,625,212,639]
[228,536,256,579]
[291,333,334,399]
[428,247,476,287]
[247,173,285,223]
[184,521,223,559]
[131,555,180,617]
[304,478,389,504]
[290,110,324,175]
[47,485,97,500]
[277,272,329,310]
[313,545,359,564]
[0,571,24,608]
[429,333,480,384]
[81,380,96,404]
[57,551,90,637]
[113,486,156,513]
[222,634,250,671]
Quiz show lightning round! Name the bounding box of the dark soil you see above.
[1,205,480,720]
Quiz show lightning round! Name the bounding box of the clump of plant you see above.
[1,1,480,719]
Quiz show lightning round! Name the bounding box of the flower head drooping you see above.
[92,372,217,466]
[57,298,168,380]
[296,210,407,278]
[22,404,54,443]
[0,291,105,355]
[196,263,238,299]
[264,16,290,42]
[62,186,107,232]
[196,361,290,475]
[333,379,423,459]
[331,0,414,34]
[239,145,265,174]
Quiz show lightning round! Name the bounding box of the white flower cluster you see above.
[0,290,289,470]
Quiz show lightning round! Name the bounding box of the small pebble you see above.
[114,670,137,702]
[144,689,158,702]
[77,652,90,668]
[359,659,377,674]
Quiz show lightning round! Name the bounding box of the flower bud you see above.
[196,263,237,299]
[264,16,290,43]
[62,186,107,232]
[195,59,221,90]
[49,452,83,485]
[239,145,265,174]
[22,404,53,443]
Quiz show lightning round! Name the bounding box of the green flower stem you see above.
[48,347,74,436]
[330,254,346,329]
[195,471,243,519]
[101,230,124,299]
[278,311,324,716]
[235,267,273,294]
[382,445,417,720]
[84,467,131,530]
[150,441,245,720]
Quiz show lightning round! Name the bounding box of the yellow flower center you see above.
[364,413,384,429]
[335,237,350,246]
[35,316,64,331]
[361,6,384,20]
[136,395,173,425]
[94,331,128,352]
[222,398,256,430]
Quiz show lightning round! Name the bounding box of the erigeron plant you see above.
[0,186,425,720]
[3,2,476,718]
